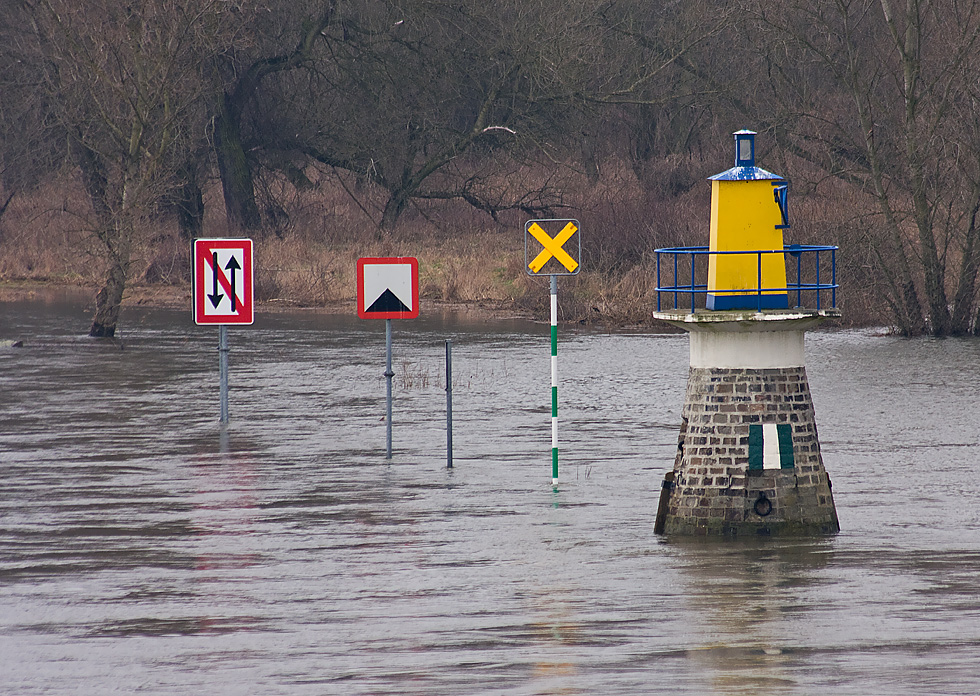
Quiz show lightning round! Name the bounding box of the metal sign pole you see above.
[193,238,253,425]
[218,324,229,423]
[550,275,559,486]
[446,339,453,469]
[355,257,420,459]
[385,318,394,459]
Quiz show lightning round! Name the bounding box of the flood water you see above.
[2,290,979,695]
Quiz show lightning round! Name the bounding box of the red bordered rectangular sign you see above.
[356,257,419,319]
[193,238,254,325]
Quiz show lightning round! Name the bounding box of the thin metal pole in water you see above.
[385,318,393,459]
[218,324,229,423]
[445,339,453,469]
[550,275,559,487]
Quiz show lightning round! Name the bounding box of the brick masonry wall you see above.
[661,366,839,536]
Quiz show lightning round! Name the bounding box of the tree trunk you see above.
[950,198,980,335]
[214,94,261,233]
[908,145,951,335]
[209,8,337,235]
[628,104,657,184]
[898,278,926,337]
[918,231,951,336]
[0,190,14,225]
[89,225,131,338]
[75,141,130,338]
[175,165,204,240]
[380,191,408,232]
[89,262,127,337]
[580,130,600,185]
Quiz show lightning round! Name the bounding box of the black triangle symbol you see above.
[367,288,410,314]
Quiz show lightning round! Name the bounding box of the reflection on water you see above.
[1,292,979,694]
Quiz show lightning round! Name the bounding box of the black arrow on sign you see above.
[225,255,241,312]
[208,251,224,308]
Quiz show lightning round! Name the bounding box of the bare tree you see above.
[564,0,738,198]
[208,1,337,234]
[256,0,627,232]
[747,0,980,335]
[0,5,66,228]
[20,0,234,336]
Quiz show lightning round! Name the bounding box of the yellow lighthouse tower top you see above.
[652,130,840,323]
[707,130,790,310]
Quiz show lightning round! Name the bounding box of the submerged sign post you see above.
[193,238,254,423]
[525,219,580,487]
[357,257,420,459]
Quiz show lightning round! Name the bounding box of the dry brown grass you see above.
[0,178,98,282]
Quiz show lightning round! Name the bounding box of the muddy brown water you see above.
[2,291,979,694]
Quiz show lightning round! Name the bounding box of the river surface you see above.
[2,290,979,695]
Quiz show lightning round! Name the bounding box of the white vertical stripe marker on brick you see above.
[762,423,781,469]
[748,423,795,470]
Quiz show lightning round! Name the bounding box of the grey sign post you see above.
[192,238,254,423]
[356,257,420,458]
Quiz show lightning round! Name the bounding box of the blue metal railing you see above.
[655,244,838,313]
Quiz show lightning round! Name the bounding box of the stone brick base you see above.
[658,366,839,537]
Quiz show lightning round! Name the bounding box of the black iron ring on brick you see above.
[753,493,773,517]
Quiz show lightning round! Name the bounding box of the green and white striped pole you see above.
[524,218,580,487]
[550,274,559,486]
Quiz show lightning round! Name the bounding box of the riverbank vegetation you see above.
[2,0,979,335]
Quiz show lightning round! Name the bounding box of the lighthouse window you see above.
[739,138,753,164]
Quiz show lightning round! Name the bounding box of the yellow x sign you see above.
[526,220,579,274]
